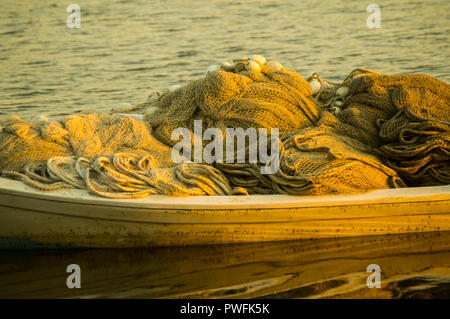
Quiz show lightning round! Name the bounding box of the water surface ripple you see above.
[0,0,448,119]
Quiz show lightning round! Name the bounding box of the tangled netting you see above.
[310,68,450,186]
[0,55,448,198]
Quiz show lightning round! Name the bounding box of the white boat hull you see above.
[0,177,449,248]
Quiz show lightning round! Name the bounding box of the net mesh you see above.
[0,57,448,198]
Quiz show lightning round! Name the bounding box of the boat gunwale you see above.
[1,177,449,210]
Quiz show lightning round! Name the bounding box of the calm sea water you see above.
[0,0,449,299]
[1,232,450,299]
[0,0,449,120]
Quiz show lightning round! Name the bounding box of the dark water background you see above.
[0,0,449,299]
[1,232,450,298]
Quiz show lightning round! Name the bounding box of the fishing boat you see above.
[0,176,449,248]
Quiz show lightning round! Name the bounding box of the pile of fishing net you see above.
[141,57,320,147]
[0,55,448,198]
[0,114,245,197]
[311,68,450,186]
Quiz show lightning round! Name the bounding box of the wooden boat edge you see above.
[1,177,449,210]
[1,177,449,248]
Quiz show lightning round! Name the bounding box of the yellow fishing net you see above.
[316,69,450,186]
[0,56,448,198]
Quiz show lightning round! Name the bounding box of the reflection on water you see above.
[0,0,449,119]
[1,231,449,299]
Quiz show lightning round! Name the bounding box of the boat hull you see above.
[0,177,449,248]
